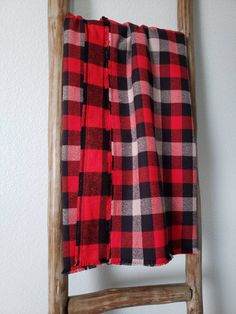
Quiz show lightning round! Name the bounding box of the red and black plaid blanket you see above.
[61,13,199,274]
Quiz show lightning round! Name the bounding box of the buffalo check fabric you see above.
[61,13,199,274]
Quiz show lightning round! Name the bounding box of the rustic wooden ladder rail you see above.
[48,0,203,313]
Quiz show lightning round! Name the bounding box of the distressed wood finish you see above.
[68,283,192,314]
[48,1,203,313]
[178,1,203,313]
[48,0,69,313]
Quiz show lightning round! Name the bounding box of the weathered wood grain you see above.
[48,1,69,313]
[68,283,192,313]
[178,1,203,313]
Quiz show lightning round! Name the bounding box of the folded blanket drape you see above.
[61,13,199,274]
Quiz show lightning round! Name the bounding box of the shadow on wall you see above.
[194,1,224,314]
[70,0,93,18]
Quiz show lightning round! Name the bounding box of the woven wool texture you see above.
[61,13,199,274]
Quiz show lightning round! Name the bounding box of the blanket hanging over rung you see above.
[61,13,199,274]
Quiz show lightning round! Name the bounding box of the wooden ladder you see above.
[48,1,203,313]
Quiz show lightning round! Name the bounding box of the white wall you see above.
[0,1,48,314]
[0,0,236,313]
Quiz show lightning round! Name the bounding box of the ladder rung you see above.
[68,283,192,313]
